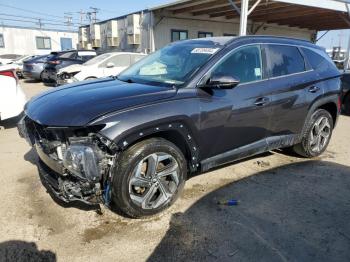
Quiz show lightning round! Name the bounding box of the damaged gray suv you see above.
[18,36,341,218]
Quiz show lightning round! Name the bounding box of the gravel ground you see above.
[0,80,349,262]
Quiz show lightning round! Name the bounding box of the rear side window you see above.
[301,48,332,71]
[267,45,305,77]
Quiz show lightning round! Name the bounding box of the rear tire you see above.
[111,138,187,218]
[293,109,333,158]
[343,94,350,116]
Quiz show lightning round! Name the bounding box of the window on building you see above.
[266,45,306,77]
[198,32,213,38]
[0,34,4,48]
[171,30,188,42]
[211,45,263,84]
[36,36,51,49]
[223,33,237,37]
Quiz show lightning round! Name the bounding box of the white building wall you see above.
[153,15,314,50]
[78,11,315,53]
[0,26,78,55]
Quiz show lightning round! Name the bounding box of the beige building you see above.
[78,0,350,54]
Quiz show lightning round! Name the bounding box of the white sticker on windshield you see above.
[255,68,262,77]
[191,48,220,54]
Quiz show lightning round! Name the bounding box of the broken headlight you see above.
[63,145,100,181]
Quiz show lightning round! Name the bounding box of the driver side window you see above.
[212,45,263,84]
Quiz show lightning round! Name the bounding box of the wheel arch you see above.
[115,122,200,172]
[301,94,340,139]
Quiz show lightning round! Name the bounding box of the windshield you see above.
[84,53,112,66]
[118,41,223,86]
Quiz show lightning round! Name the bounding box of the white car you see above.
[0,54,23,65]
[56,52,146,85]
[0,69,26,121]
[0,55,37,78]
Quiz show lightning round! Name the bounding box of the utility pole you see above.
[64,12,73,31]
[37,18,43,29]
[89,7,99,24]
[78,10,86,26]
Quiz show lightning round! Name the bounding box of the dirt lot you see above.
[0,80,349,262]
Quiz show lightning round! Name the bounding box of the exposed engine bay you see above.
[18,116,118,206]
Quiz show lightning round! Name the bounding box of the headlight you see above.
[63,145,100,181]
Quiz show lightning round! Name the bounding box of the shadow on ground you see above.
[0,115,21,129]
[148,160,350,262]
[0,240,56,262]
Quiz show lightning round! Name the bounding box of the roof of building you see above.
[0,24,78,33]
[82,0,350,31]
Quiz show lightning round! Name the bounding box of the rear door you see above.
[264,44,320,139]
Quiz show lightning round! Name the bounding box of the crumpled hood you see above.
[25,78,177,126]
[58,64,84,74]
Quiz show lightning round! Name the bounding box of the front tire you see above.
[111,138,187,218]
[293,109,333,158]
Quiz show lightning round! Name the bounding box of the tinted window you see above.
[198,32,213,38]
[211,45,263,84]
[171,30,188,42]
[267,45,305,77]
[59,52,76,59]
[302,47,331,70]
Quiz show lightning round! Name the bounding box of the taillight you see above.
[49,60,61,65]
[0,70,18,84]
[338,96,342,112]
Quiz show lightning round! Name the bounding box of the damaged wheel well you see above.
[118,128,199,172]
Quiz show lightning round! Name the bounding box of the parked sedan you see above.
[56,52,146,85]
[41,50,97,86]
[23,54,52,81]
[0,69,26,121]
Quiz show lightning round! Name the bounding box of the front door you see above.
[198,45,274,159]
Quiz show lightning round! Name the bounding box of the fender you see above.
[114,120,200,172]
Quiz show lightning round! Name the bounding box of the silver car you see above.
[22,54,52,81]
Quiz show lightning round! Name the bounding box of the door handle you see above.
[254,97,270,106]
[308,86,320,93]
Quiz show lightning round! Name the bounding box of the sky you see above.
[0,0,349,50]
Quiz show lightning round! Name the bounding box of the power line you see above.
[0,17,79,28]
[0,3,80,22]
[0,13,80,26]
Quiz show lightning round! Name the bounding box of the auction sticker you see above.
[191,48,220,54]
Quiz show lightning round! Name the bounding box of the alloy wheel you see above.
[309,116,331,153]
[129,153,180,210]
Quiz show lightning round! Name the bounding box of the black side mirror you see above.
[205,74,240,89]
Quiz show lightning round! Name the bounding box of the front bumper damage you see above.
[18,116,117,206]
